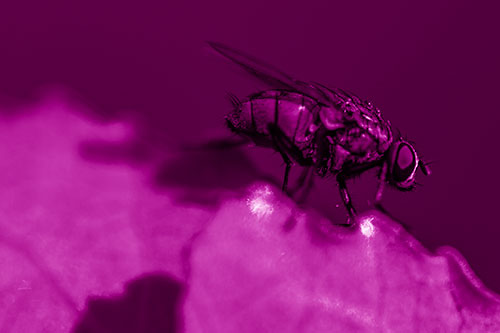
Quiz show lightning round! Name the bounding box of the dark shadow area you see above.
[72,273,184,333]
[154,147,278,206]
[79,139,152,165]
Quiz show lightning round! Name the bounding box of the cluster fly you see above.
[209,42,431,223]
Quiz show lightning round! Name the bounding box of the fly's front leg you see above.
[375,162,388,205]
[336,173,357,224]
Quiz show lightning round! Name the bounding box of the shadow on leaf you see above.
[72,273,184,333]
[154,147,277,207]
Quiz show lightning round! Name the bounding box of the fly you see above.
[209,42,431,224]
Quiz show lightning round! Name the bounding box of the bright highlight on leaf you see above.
[246,185,274,218]
[360,217,375,238]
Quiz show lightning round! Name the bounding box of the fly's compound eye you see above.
[389,142,418,188]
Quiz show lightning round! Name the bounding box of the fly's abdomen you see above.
[227,90,319,148]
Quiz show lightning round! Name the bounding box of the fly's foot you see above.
[346,211,357,227]
[335,219,356,228]
[374,202,385,212]
[336,173,357,226]
[332,210,357,228]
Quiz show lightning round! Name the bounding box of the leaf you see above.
[0,98,205,332]
[184,184,500,332]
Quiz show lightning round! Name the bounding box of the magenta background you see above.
[0,0,499,297]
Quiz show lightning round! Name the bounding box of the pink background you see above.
[0,0,499,330]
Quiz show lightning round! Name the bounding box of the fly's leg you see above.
[278,149,292,193]
[268,124,312,194]
[269,125,293,193]
[291,167,314,203]
[373,162,413,232]
[295,167,312,189]
[374,162,397,217]
[375,162,388,205]
[336,173,357,224]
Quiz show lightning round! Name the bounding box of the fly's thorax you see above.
[319,106,344,131]
[315,127,383,176]
[339,127,379,158]
[351,107,392,153]
[316,96,392,155]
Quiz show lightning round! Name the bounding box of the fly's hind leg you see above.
[278,149,292,193]
[336,173,357,225]
[290,167,314,204]
[268,124,311,194]
[269,125,293,193]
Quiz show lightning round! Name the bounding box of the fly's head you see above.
[386,140,431,191]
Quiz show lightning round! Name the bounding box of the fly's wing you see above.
[208,42,333,106]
